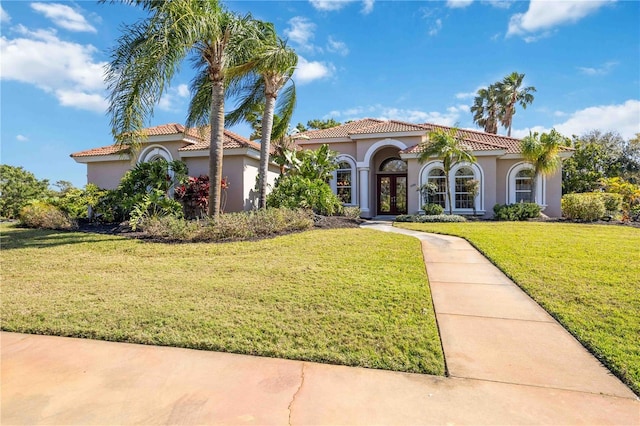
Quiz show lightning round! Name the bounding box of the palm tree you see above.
[521,129,565,204]
[106,0,260,217]
[498,72,536,137]
[471,84,500,134]
[418,128,476,215]
[227,24,297,209]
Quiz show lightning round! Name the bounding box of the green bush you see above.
[343,206,362,219]
[422,203,445,216]
[129,189,183,230]
[0,165,51,219]
[561,193,607,222]
[51,184,109,220]
[493,203,542,221]
[141,208,315,242]
[266,175,343,216]
[395,214,466,223]
[19,201,77,230]
[599,193,623,214]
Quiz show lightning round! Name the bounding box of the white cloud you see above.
[428,19,443,36]
[446,0,473,9]
[294,56,335,84]
[455,91,477,100]
[158,84,190,112]
[507,0,613,38]
[512,100,640,140]
[327,36,349,56]
[16,134,28,142]
[309,0,374,14]
[326,104,463,126]
[30,2,96,33]
[482,0,513,9]
[1,5,10,23]
[578,61,618,76]
[0,25,107,112]
[284,17,317,52]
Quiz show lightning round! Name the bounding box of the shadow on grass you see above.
[0,226,125,250]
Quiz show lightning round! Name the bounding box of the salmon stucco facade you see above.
[293,119,572,218]
[71,124,279,213]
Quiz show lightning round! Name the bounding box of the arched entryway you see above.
[376,156,408,215]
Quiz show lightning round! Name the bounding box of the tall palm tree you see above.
[106,0,260,217]
[498,72,536,137]
[471,84,500,134]
[418,128,476,215]
[227,24,297,209]
[521,129,565,204]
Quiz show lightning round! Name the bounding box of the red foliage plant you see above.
[175,175,229,218]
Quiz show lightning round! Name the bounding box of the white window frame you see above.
[138,145,173,164]
[419,161,484,214]
[506,162,545,208]
[331,155,357,205]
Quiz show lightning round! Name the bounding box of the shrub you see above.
[599,193,623,214]
[19,201,77,230]
[129,189,183,230]
[561,193,606,222]
[51,184,109,220]
[0,165,51,219]
[267,175,343,216]
[140,208,314,242]
[395,214,466,223]
[343,206,362,219]
[422,203,444,216]
[175,175,209,218]
[493,203,542,221]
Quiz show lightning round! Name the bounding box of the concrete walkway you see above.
[2,224,638,425]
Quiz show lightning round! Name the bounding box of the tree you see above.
[226,23,297,209]
[306,118,341,130]
[0,165,50,219]
[498,72,536,137]
[106,0,260,217]
[417,128,476,215]
[471,84,500,134]
[521,129,566,203]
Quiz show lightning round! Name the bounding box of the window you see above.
[336,161,352,204]
[427,168,446,207]
[379,158,408,173]
[454,167,474,209]
[515,169,533,202]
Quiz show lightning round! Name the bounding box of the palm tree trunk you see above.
[258,94,276,209]
[208,79,225,217]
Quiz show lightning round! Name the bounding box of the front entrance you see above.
[377,174,407,215]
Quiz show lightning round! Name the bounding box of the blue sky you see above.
[1,0,639,188]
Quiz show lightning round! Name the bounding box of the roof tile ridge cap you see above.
[346,118,388,134]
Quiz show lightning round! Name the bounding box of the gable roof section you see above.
[71,126,259,158]
[298,118,384,139]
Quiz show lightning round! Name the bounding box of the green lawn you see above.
[395,221,640,394]
[0,224,444,375]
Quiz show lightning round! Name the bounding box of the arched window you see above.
[336,161,353,204]
[507,162,544,206]
[331,155,357,205]
[454,167,475,209]
[515,169,534,203]
[427,168,446,207]
[138,145,172,164]
[379,158,408,173]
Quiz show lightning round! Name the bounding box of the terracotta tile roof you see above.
[70,144,130,158]
[179,128,261,151]
[297,118,384,139]
[296,118,569,156]
[349,120,428,135]
[71,125,260,158]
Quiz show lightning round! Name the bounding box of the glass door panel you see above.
[395,176,407,214]
[378,177,391,214]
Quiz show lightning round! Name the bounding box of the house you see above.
[71,119,571,218]
[70,123,279,213]
[293,119,572,218]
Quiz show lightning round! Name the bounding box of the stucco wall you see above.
[87,160,132,189]
[476,156,497,218]
[544,169,563,217]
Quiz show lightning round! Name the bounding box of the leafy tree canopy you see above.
[305,118,341,130]
[0,165,51,219]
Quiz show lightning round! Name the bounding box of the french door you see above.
[377,174,407,215]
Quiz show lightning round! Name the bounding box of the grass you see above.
[0,224,444,376]
[395,221,640,394]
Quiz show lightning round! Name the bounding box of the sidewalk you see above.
[2,223,638,425]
